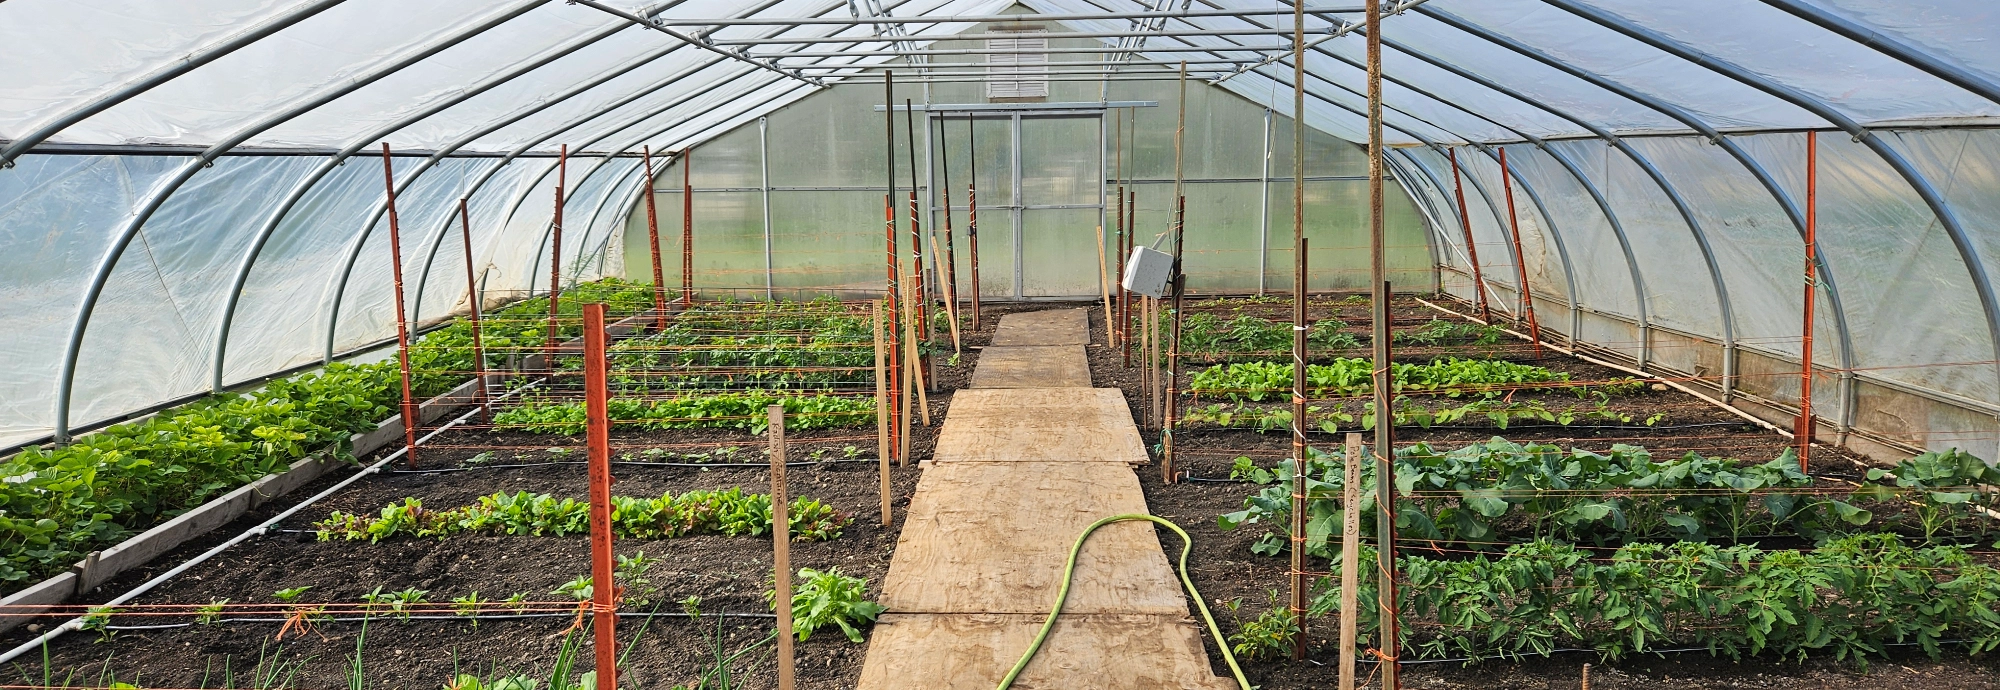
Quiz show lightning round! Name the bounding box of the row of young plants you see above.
[1221,439,2000,553]
[1183,394,1662,436]
[314,488,853,543]
[603,299,875,393]
[1188,358,1637,402]
[490,392,875,435]
[1179,309,1510,361]
[1229,533,2000,665]
[0,280,666,593]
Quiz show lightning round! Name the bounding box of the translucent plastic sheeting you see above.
[1547,139,1723,338]
[0,155,194,447]
[482,158,567,299]
[328,157,493,355]
[1736,132,1996,405]
[1401,148,1517,308]
[1459,149,1569,306]
[1812,0,2000,92]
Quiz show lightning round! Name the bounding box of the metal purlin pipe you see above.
[0,0,352,169]
[1206,4,1652,364]
[1543,0,2000,435]
[52,0,553,441]
[1417,5,1859,415]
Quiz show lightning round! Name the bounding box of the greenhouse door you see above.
[933,112,1105,300]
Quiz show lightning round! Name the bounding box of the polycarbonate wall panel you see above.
[0,155,193,447]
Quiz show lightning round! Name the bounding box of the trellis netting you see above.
[1,0,1997,460]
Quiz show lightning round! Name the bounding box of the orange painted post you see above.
[1498,146,1543,356]
[642,146,668,332]
[768,405,797,690]
[1799,131,1819,472]
[883,73,902,462]
[380,143,420,468]
[580,303,617,690]
[457,198,491,425]
[681,145,694,308]
[548,144,567,374]
[1449,148,1492,323]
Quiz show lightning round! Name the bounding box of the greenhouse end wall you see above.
[618,21,1433,300]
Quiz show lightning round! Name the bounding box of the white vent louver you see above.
[986,32,1048,98]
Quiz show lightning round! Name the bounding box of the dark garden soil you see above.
[1091,294,2000,689]
[0,307,995,688]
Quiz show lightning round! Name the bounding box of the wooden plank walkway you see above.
[857,309,1233,690]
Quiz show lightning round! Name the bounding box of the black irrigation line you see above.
[102,611,776,631]
[1304,639,1978,667]
[386,458,878,474]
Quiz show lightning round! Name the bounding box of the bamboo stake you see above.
[1338,433,1362,690]
[874,300,891,526]
[767,405,796,690]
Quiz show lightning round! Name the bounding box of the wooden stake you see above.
[874,300,891,526]
[767,405,795,690]
[1338,433,1362,690]
[905,304,930,427]
[581,304,617,690]
[1096,223,1113,346]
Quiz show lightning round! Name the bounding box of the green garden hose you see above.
[995,514,1253,690]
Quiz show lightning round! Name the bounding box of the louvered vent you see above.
[986,31,1048,99]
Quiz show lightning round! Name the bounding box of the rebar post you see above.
[380,143,419,469]
[1448,148,1491,323]
[642,146,668,332]
[1498,147,1543,356]
[457,198,491,425]
[547,144,566,374]
[1288,1,1308,654]
[1799,130,1818,471]
[1367,0,1400,684]
[681,145,694,307]
[883,71,902,460]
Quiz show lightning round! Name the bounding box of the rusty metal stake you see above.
[681,144,694,308]
[883,72,902,462]
[1448,148,1492,324]
[1498,146,1543,356]
[768,404,796,690]
[581,303,617,690]
[380,144,419,469]
[547,144,567,374]
[1799,130,1819,472]
[457,198,490,425]
[642,146,668,332]
[967,113,982,332]
[936,116,963,352]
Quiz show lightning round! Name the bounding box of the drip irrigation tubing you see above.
[1299,639,1978,667]
[386,458,878,474]
[99,610,775,631]
[0,379,539,666]
[996,514,1251,690]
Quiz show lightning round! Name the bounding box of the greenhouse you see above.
[1,0,1997,687]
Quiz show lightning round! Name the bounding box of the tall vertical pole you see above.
[458,198,490,425]
[874,300,891,526]
[1498,147,1543,356]
[1163,61,1188,484]
[967,113,982,331]
[936,113,963,352]
[1125,188,1136,367]
[767,405,796,690]
[1260,107,1273,296]
[548,144,566,373]
[1114,107,1126,350]
[883,72,902,461]
[761,117,775,301]
[681,145,694,307]
[1799,130,1818,472]
[905,100,928,345]
[1449,148,1491,323]
[1287,0,1309,661]
[580,303,617,690]
[642,146,668,332]
[380,144,420,469]
[1366,0,1400,685]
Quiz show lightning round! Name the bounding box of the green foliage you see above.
[1178,313,1364,359]
[1394,318,1506,347]
[1219,439,1910,553]
[314,489,852,543]
[1188,358,1585,402]
[767,566,885,643]
[1866,448,2000,541]
[492,392,875,435]
[1224,592,1300,660]
[1316,534,2000,665]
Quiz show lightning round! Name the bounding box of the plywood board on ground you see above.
[991,309,1090,346]
[881,461,1182,614]
[970,346,1091,388]
[930,390,1145,464]
[856,613,1236,690]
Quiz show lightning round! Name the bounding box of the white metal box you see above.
[1121,246,1174,298]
